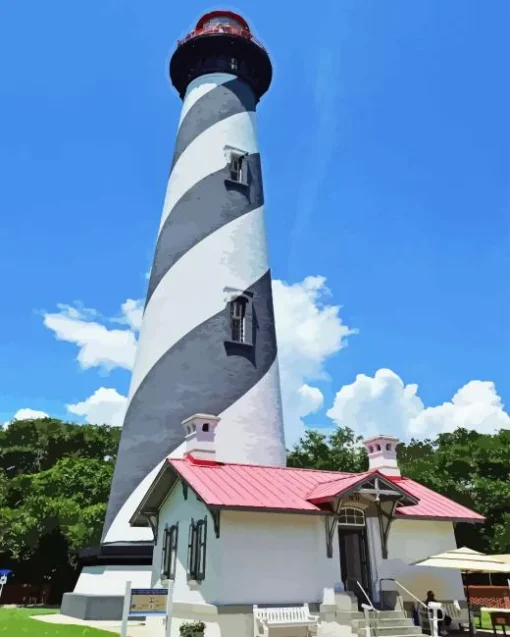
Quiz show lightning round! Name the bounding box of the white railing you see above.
[379,578,439,637]
[357,581,378,611]
[393,579,428,609]
[358,581,379,637]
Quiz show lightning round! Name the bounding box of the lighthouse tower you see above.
[62,11,286,618]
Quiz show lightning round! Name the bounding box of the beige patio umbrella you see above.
[486,555,510,585]
[411,548,510,636]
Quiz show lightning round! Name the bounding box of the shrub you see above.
[179,620,206,637]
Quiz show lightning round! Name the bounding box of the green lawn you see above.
[0,607,116,636]
[477,610,509,632]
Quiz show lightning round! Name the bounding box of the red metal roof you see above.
[168,456,484,522]
[305,472,373,503]
[389,477,484,521]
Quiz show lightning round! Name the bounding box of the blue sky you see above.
[1,0,509,445]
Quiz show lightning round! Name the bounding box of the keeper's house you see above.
[129,413,484,637]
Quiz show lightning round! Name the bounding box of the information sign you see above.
[129,588,168,616]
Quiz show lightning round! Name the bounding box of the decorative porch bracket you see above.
[377,499,398,559]
[144,511,159,545]
[325,498,344,558]
[208,507,221,538]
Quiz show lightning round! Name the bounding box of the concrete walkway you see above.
[32,613,164,636]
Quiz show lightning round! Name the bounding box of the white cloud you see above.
[43,304,137,372]
[41,282,509,443]
[273,276,357,445]
[119,299,143,331]
[327,369,510,440]
[3,408,50,429]
[12,408,50,421]
[67,387,127,427]
[43,276,356,440]
[408,380,510,437]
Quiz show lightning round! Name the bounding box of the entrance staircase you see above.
[350,610,427,637]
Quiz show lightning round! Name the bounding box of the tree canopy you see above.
[0,418,120,601]
[0,417,508,603]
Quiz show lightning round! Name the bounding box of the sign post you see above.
[120,584,170,636]
[120,581,132,637]
[165,580,175,637]
[0,575,7,599]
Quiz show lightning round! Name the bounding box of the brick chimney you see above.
[363,435,401,477]
[182,413,220,462]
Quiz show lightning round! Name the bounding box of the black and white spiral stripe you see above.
[102,73,286,544]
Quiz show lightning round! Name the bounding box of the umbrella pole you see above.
[465,571,474,637]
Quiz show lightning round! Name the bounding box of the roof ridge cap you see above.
[169,457,358,475]
[314,470,371,488]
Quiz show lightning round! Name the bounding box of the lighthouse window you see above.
[229,153,245,183]
[230,296,247,343]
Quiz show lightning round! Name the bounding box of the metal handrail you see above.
[379,577,427,609]
[357,581,378,612]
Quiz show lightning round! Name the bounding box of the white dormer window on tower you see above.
[224,287,254,347]
[229,153,244,183]
[230,296,247,343]
[225,146,249,186]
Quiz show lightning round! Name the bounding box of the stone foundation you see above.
[60,593,124,621]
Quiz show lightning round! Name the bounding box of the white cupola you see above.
[182,413,221,462]
[363,435,401,477]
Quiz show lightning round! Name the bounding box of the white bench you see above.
[253,604,320,637]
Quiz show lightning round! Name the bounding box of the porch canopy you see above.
[412,547,510,636]
[307,471,419,559]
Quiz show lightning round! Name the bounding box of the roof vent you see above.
[181,413,220,462]
[363,435,401,477]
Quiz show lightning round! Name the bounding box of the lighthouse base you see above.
[60,543,153,620]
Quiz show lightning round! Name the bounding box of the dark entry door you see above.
[338,528,371,601]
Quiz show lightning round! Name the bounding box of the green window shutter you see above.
[169,523,179,581]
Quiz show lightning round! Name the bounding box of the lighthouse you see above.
[62,10,287,619]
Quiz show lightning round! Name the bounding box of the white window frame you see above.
[338,506,366,528]
[161,523,179,580]
[224,145,248,186]
[230,296,247,343]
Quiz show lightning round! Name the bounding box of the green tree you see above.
[287,427,367,473]
[0,417,119,602]
[400,429,510,553]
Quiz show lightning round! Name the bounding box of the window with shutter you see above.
[161,525,170,579]
[229,154,244,183]
[197,518,207,581]
[186,517,208,582]
[187,518,196,579]
[161,523,179,580]
[230,297,247,343]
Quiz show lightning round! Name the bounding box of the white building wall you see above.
[368,517,465,602]
[153,481,465,609]
[152,482,223,605]
[218,510,339,605]
[73,565,152,595]
[154,482,339,606]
